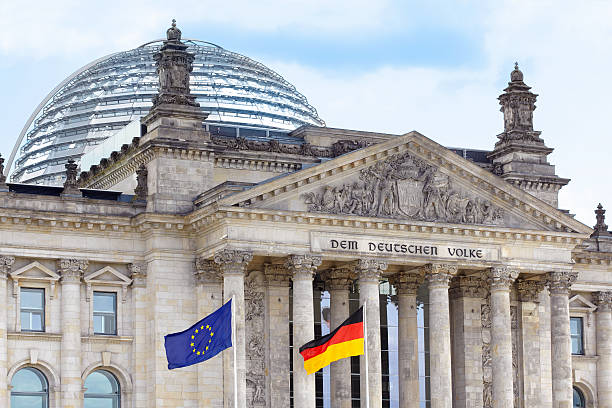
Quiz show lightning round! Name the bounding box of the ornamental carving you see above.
[355,259,387,282]
[424,263,458,287]
[133,164,148,201]
[546,271,578,295]
[302,152,504,225]
[449,275,487,299]
[390,269,425,295]
[320,266,355,291]
[128,263,147,287]
[195,258,222,284]
[0,154,7,190]
[263,264,290,286]
[61,159,81,197]
[0,255,15,277]
[213,250,253,275]
[511,305,520,406]
[245,270,266,407]
[593,291,612,312]
[285,254,322,280]
[486,266,518,290]
[516,279,545,303]
[212,136,334,158]
[57,259,88,282]
[481,297,492,408]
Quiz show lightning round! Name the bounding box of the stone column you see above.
[486,266,518,408]
[356,259,387,408]
[129,263,148,408]
[264,264,291,407]
[517,279,545,408]
[58,259,88,408]
[390,269,425,408]
[593,291,612,407]
[426,263,457,408]
[0,256,15,407]
[321,266,354,408]
[449,275,486,408]
[214,249,253,408]
[195,259,224,407]
[546,271,577,408]
[287,254,322,408]
[538,289,553,408]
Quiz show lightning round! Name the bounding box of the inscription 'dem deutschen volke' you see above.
[329,239,485,259]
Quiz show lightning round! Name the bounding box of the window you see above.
[84,370,121,408]
[94,292,117,335]
[11,367,49,408]
[20,288,45,332]
[570,317,584,355]
[573,387,586,408]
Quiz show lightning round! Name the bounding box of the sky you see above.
[0,0,610,227]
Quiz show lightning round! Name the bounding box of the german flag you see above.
[299,306,364,374]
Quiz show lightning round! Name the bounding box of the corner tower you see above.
[488,64,569,208]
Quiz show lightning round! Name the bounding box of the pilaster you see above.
[195,259,223,407]
[214,249,253,408]
[286,254,321,408]
[449,275,486,408]
[0,256,15,406]
[593,291,612,407]
[58,258,88,408]
[425,263,457,408]
[390,269,425,408]
[129,263,149,408]
[545,271,577,408]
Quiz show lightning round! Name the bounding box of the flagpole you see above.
[363,302,370,408]
[231,295,238,407]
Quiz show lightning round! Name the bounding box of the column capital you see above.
[486,265,518,291]
[545,271,578,295]
[424,263,458,288]
[0,255,15,278]
[516,278,545,302]
[57,259,88,283]
[390,269,425,295]
[195,258,222,285]
[213,249,253,276]
[449,275,487,299]
[320,265,354,291]
[128,263,147,287]
[355,259,387,282]
[263,263,291,286]
[593,291,612,312]
[285,254,322,281]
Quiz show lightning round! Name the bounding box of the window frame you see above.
[19,287,46,332]
[10,366,49,408]
[93,291,117,336]
[570,316,585,356]
[84,369,121,408]
[573,386,586,408]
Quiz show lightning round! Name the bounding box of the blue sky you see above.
[1,0,610,226]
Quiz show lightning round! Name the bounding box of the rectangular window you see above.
[93,292,117,335]
[20,288,45,332]
[570,317,584,355]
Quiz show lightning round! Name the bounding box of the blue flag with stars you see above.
[164,299,233,369]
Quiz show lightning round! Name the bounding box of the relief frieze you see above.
[302,151,504,225]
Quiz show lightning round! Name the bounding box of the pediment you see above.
[217,131,591,234]
[84,266,132,286]
[10,262,59,282]
[569,295,597,312]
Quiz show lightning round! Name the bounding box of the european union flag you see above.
[164,299,233,369]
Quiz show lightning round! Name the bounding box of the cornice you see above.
[573,250,612,266]
[81,335,134,345]
[8,332,62,342]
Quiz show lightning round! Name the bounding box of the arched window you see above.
[10,367,49,408]
[573,386,586,408]
[84,370,120,408]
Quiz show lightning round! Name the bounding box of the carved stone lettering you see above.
[302,152,504,225]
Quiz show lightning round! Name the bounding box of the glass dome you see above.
[10,39,325,185]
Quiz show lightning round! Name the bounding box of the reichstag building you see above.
[0,21,611,408]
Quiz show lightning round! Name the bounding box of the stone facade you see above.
[1,22,611,408]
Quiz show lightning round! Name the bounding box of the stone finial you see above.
[424,263,458,287]
[449,275,487,299]
[128,263,147,287]
[354,259,387,282]
[0,255,15,277]
[263,263,291,286]
[61,159,82,197]
[594,203,608,233]
[545,271,578,295]
[320,266,354,291]
[0,153,8,191]
[516,279,545,303]
[57,258,88,282]
[593,291,612,312]
[390,268,426,295]
[195,258,222,285]
[285,254,322,280]
[166,19,182,42]
[133,164,148,201]
[486,266,519,290]
[213,249,253,276]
